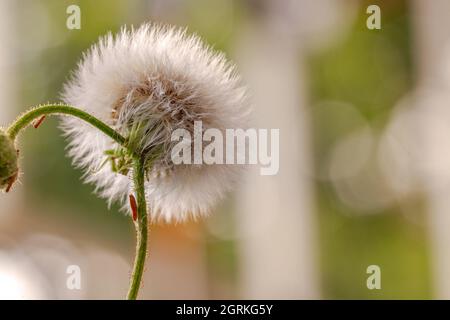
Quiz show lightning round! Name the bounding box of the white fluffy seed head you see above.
[61,23,249,222]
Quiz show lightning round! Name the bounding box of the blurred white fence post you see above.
[412,0,450,299]
[234,5,320,299]
[0,0,17,125]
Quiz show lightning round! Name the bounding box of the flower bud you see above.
[0,129,18,191]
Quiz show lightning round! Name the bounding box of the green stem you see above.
[7,104,126,146]
[7,103,149,300]
[127,156,148,300]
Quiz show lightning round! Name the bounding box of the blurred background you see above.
[1,0,449,299]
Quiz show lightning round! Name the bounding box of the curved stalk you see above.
[7,104,126,146]
[6,103,149,300]
[127,156,149,300]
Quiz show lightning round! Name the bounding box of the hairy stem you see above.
[7,103,149,299]
[7,104,126,146]
[127,156,149,300]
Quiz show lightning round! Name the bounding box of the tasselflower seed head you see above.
[61,23,249,222]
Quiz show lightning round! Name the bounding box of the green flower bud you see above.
[0,129,18,191]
